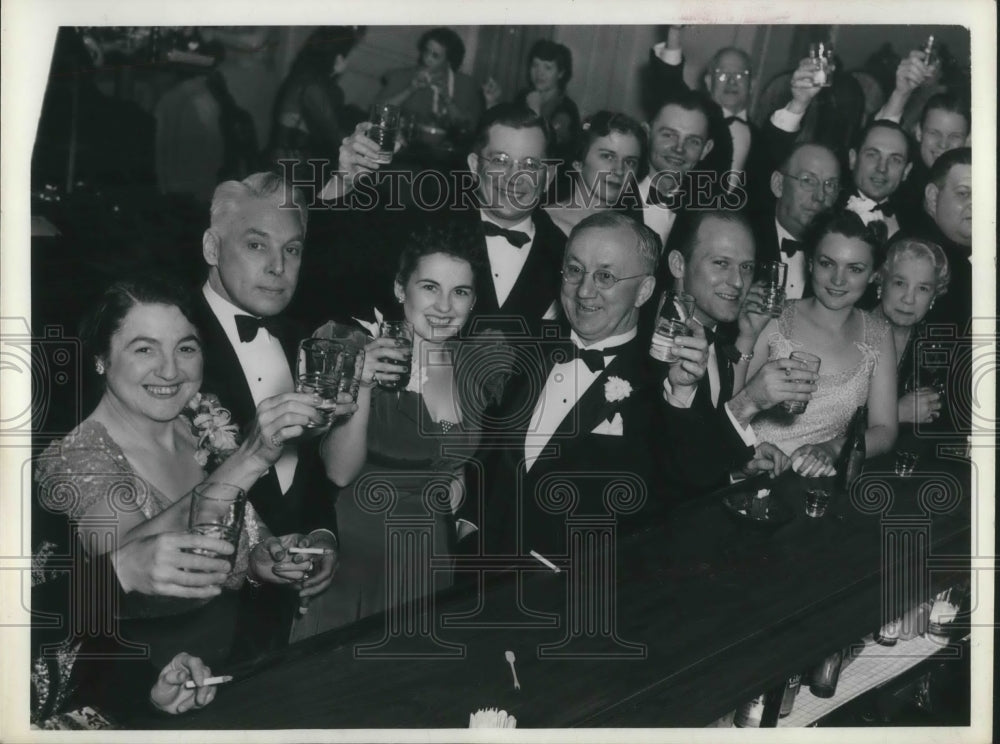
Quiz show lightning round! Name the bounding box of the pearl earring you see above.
[95,361,105,374]
[876,286,882,299]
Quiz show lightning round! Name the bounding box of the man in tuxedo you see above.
[304,104,565,337]
[645,26,814,212]
[905,147,972,330]
[633,90,718,248]
[468,211,659,559]
[656,209,818,494]
[751,142,841,299]
[841,120,912,238]
[195,172,339,645]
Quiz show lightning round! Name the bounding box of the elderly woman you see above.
[544,110,646,235]
[375,27,484,131]
[872,237,951,425]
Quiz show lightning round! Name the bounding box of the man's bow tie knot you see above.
[870,201,896,218]
[553,340,631,372]
[781,238,803,257]
[235,314,281,343]
[724,114,748,126]
[482,220,530,248]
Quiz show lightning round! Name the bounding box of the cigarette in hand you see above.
[287,547,334,556]
[183,675,233,689]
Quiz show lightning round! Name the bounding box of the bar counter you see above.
[135,449,972,729]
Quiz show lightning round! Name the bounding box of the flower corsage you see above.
[599,376,633,422]
[182,392,240,469]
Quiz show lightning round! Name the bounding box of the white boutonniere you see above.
[604,376,632,404]
[183,392,241,469]
[845,195,878,225]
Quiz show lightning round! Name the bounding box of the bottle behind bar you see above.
[734,684,784,727]
[835,405,867,494]
[809,649,844,698]
[779,673,802,717]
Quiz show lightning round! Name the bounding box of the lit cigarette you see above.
[529,550,560,573]
[287,547,334,556]
[184,675,233,689]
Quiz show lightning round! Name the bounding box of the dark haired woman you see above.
[297,222,509,637]
[374,27,484,131]
[514,40,581,168]
[544,110,646,235]
[734,210,898,475]
[268,26,366,171]
[32,277,336,719]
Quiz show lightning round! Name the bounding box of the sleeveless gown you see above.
[752,302,889,456]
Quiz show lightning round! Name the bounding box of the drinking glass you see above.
[296,338,346,427]
[781,351,821,414]
[377,320,414,392]
[758,261,787,317]
[895,450,919,477]
[187,483,246,569]
[809,43,836,87]
[649,290,696,364]
[368,103,400,165]
[331,344,365,423]
[804,479,833,518]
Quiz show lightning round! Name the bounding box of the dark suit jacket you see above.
[470,330,660,559]
[192,293,337,539]
[654,334,755,497]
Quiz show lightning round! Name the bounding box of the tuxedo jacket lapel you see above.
[195,295,258,429]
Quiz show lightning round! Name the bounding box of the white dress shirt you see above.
[638,174,678,248]
[524,328,636,472]
[776,219,809,300]
[482,211,535,308]
[203,283,298,492]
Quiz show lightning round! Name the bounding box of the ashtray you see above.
[720,482,794,530]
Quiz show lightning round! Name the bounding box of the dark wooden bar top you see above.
[135,450,972,730]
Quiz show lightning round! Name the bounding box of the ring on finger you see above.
[270,432,283,448]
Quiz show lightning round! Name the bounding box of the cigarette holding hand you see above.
[183,675,233,690]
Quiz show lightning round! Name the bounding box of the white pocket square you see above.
[591,412,624,436]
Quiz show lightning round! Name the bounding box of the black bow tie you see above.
[553,340,630,373]
[702,325,718,347]
[724,115,748,126]
[482,220,530,248]
[870,201,896,218]
[647,184,676,208]
[235,314,281,343]
[781,238,803,257]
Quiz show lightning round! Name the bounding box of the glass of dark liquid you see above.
[368,103,400,165]
[377,320,414,392]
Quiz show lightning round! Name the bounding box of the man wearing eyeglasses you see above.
[315,103,565,337]
[751,142,841,299]
[462,211,659,559]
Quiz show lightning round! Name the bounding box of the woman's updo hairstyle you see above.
[802,208,889,271]
[396,220,487,289]
[80,275,199,368]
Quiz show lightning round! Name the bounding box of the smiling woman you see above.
[737,209,898,473]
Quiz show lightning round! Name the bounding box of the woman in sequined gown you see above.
[32,277,333,723]
[300,222,506,637]
[735,210,898,474]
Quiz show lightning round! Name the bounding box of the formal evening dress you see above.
[32,419,263,721]
[751,302,889,456]
[292,372,485,638]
